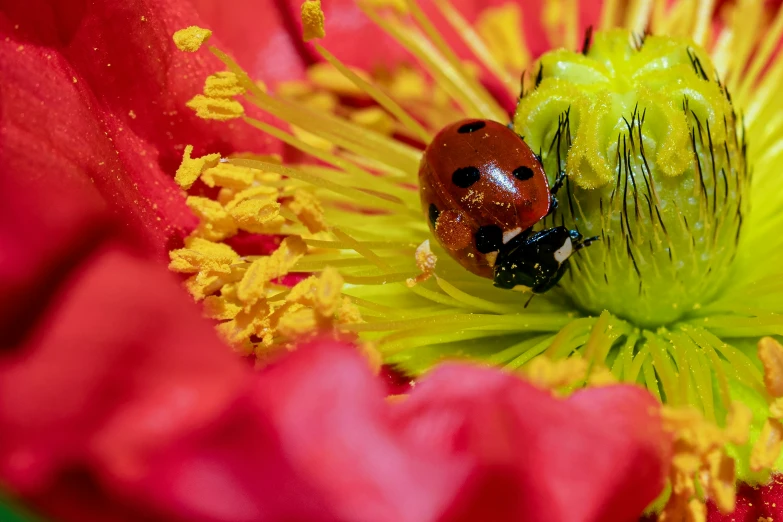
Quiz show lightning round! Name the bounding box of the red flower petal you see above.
[0,0,285,261]
[393,366,670,522]
[707,478,783,521]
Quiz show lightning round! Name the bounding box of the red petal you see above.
[393,366,671,522]
[190,0,313,83]
[707,477,783,521]
[0,244,248,494]
[0,0,284,260]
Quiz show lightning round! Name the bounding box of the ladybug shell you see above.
[419,119,551,279]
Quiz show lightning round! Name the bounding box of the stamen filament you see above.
[314,44,432,143]
[432,0,517,92]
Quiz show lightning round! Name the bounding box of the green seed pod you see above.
[513,30,750,327]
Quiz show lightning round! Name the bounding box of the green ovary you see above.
[513,30,749,327]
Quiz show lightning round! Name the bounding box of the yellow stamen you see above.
[525,355,588,391]
[759,336,783,397]
[201,162,256,189]
[751,418,783,471]
[237,236,307,307]
[169,237,239,275]
[301,0,326,42]
[287,189,326,234]
[474,4,528,79]
[186,196,237,241]
[173,26,212,52]
[174,145,221,190]
[187,94,244,121]
[204,71,245,98]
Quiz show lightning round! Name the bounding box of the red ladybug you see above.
[418,119,595,293]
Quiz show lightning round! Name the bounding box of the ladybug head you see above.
[493,227,586,294]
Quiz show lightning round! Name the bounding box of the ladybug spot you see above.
[513,166,534,181]
[428,203,440,226]
[452,166,481,188]
[457,120,486,133]
[475,225,503,254]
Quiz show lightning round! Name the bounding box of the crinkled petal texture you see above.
[1,307,672,522]
[0,0,284,263]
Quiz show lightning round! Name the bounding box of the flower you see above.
[170,0,783,517]
[0,1,673,521]
[0,1,781,522]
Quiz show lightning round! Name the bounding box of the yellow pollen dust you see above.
[751,337,783,471]
[173,26,212,52]
[659,401,752,520]
[301,0,325,42]
[406,240,437,287]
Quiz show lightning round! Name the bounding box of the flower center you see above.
[513,30,748,328]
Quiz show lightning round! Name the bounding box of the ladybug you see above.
[418,119,595,293]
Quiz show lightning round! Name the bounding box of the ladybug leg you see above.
[548,195,559,216]
[550,169,566,195]
[573,233,600,251]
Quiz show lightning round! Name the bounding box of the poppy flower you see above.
[0,1,781,522]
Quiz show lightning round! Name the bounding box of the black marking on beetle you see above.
[535,64,543,88]
[452,166,481,188]
[458,120,486,134]
[428,203,440,227]
[475,225,503,254]
[513,166,534,181]
[581,26,593,55]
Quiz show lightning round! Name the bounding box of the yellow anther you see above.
[186,94,244,121]
[201,162,257,189]
[705,451,736,513]
[307,63,365,95]
[202,295,242,320]
[204,71,245,98]
[186,196,237,241]
[586,366,617,387]
[751,418,783,471]
[385,66,428,102]
[229,199,282,234]
[475,4,529,72]
[175,145,221,190]
[286,267,343,317]
[336,297,363,324]
[287,189,327,233]
[315,266,343,317]
[225,185,280,209]
[169,237,239,275]
[769,397,783,419]
[173,26,212,52]
[217,301,269,352]
[759,337,783,397]
[350,107,396,135]
[724,401,753,445]
[525,355,588,390]
[277,307,318,338]
[301,0,325,42]
[185,273,225,301]
[686,498,706,522]
[237,236,307,306]
[406,240,437,287]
